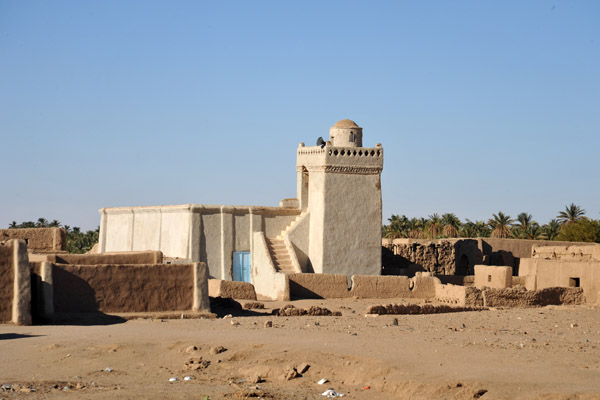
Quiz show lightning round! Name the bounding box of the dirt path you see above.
[1,299,599,399]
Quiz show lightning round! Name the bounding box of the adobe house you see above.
[97,119,384,299]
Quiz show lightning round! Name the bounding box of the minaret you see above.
[296,119,383,278]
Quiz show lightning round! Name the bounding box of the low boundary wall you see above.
[43,251,164,265]
[209,279,257,300]
[287,272,441,299]
[31,262,210,317]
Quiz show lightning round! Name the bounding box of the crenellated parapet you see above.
[297,143,383,173]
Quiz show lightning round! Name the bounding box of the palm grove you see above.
[383,203,600,243]
[7,218,99,253]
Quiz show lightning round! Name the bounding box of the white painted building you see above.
[98,119,383,299]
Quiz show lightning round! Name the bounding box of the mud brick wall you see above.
[47,251,163,265]
[384,241,457,275]
[0,242,14,321]
[0,228,66,252]
[52,263,195,313]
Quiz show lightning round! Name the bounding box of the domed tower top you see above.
[329,119,363,147]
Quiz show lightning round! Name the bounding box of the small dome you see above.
[333,119,359,128]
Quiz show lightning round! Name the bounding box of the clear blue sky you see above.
[1,1,598,231]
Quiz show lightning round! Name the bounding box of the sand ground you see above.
[1,298,600,399]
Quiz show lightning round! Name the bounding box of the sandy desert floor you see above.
[1,298,600,400]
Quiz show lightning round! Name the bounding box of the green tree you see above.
[385,214,409,239]
[512,212,539,239]
[540,219,561,240]
[555,219,600,243]
[66,226,100,253]
[488,212,514,239]
[557,203,586,225]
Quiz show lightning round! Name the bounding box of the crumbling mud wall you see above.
[482,287,585,308]
[435,284,483,307]
[52,263,197,313]
[0,228,66,253]
[519,256,600,303]
[382,239,481,275]
[366,303,484,315]
[435,283,584,308]
[531,244,600,262]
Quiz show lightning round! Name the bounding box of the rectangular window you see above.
[569,277,580,287]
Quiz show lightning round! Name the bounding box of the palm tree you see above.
[474,220,491,237]
[48,219,61,227]
[488,212,514,238]
[557,203,586,225]
[35,218,48,227]
[9,221,17,228]
[441,213,461,237]
[386,214,409,238]
[540,219,561,240]
[427,213,443,239]
[512,212,537,239]
[407,217,426,239]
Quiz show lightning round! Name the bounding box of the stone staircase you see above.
[265,238,296,273]
[265,211,307,274]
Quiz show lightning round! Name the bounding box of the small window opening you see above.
[349,132,355,142]
[569,277,580,287]
[487,275,492,282]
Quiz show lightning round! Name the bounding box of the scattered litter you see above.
[104,367,113,372]
[1,384,13,391]
[223,314,233,319]
[264,320,273,328]
[362,385,371,390]
[231,320,240,326]
[318,378,329,385]
[184,376,192,381]
[321,388,344,397]
[169,377,179,382]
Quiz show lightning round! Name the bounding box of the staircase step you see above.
[266,235,303,274]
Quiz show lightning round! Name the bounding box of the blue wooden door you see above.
[233,251,251,283]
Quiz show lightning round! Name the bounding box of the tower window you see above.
[349,132,355,142]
